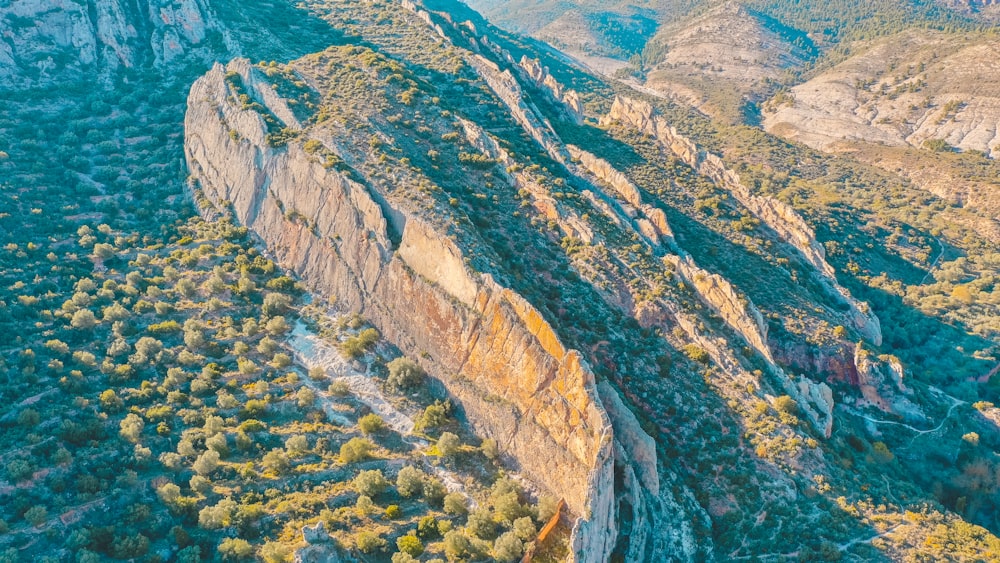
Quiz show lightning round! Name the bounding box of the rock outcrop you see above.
[669,255,771,361]
[602,96,884,346]
[518,56,584,123]
[853,346,925,421]
[186,58,615,563]
[0,0,216,88]
[762,31,1000,158]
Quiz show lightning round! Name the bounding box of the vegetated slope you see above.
[760,29,1000,241]
[0,2,554,563]
[463,0,988,122]
[185,0,1000,560]
[641,1,816,122]
[0,0,998,561]
[0,0,337,90]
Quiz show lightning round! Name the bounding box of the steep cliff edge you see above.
[0,0,219,88]
[186,58,618,562]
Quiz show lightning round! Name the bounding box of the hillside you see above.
[0,0,999,562]
[762,30,1000,157]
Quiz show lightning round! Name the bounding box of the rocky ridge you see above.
[186,57,621,562]
[603,96,884,346]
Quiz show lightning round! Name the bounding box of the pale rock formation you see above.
[668,255,771,362]
[603,96,884,346]
[0,0,214,88]
[302,521,330,544]
[796,376,835,438]
[519,56,585,123]
[853,346,925,421]
[762,31,1000,158]
[567,144,675,249]
[186,59,617,563]
[598,381,704,559]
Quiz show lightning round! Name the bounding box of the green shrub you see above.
[340,438,374,463]
[355,531,386,554]
[396,534,423,557]
[358,413,386,435]
[443,492,467,516]
[353,469,389,497]
[386,357,424,390]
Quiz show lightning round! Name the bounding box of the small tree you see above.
[71,309,97,329]
[443,492,467,516]
[340,437,374,463]
[353,469,389,497]
[437,432,460,457]
[493,531,524,562]
[396,466,425,498]
[219,538,254,560]
[193,450,220,476]
[481,438,499,460]
[119,413,144,443]
[358,413,386,435]
[386,357,424,390]
[443,530,472,561]
[493,492,527,524]
[260,542,292,563]
[262,449,291,475]
[513,516,536,541]
[396,534,424,557]
[355,531,386,554]
[24,506,48,527]
[417,515,440,539]
[285,435,309,456]
[466,508,496,540]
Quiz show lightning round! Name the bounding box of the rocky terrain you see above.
[642,2,813,120]
[762,30,1000,157]
[1,0,1000,561]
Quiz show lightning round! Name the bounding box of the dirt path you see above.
[919,235,945,285]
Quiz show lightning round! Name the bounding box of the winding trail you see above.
[846,391,964,448]
[919,235,945,285]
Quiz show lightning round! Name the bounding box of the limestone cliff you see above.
[518,56,584,123]
[0,0,217,88]
[186,58,616,562]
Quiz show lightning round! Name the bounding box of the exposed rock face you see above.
[186,59,615,563]
[598,381,704,559]
[0,0,215,88]
[602,96,884,347]
[301,521,330,544]
[465,53,569,164]
[853,346,925,421]
[568,144,675,247]
[669,255,771,361]
[762,31,1000,158]
[518,56,584,123]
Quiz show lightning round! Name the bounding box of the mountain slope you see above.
[185,0,1000,560]
[0,0,999,561]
